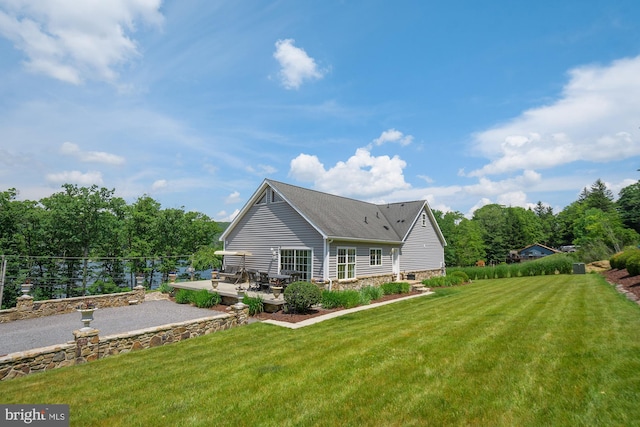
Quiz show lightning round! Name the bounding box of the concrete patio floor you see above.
[169,278,287,312]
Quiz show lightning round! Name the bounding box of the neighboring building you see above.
[508,243,560,263]
[218,179,446,289]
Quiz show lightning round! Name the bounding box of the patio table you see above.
[268,273,291,286]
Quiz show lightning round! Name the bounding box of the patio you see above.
[169,277,289,312]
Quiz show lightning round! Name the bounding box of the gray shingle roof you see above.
[267,180,427,243]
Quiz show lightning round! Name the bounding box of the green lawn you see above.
[2,274,640,426]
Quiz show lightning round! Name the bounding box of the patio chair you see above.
[247,270,261,291]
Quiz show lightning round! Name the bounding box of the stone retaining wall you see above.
[0,286,146,323]
[0,304,249,381]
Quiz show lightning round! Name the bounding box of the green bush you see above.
[449,270,469,282]
[175,289,194,304]
[320,289,363,309]
[192,289,221,308]
[284,281,322,313]
[610,248,640,270]
[360,285,383,301]
[242,295,264,316]
[320,290,342,309]
[158,282,173,294]
[625,252,640,276]
[422,275,464,287]
[380,282,411,295]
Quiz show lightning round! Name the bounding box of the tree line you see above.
[0,184,225,308]
[434,179,640,267]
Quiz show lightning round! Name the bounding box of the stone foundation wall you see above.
[0,287,146,324]
[326,269,443,291]
[0,304,249,381]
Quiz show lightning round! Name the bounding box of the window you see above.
[271,190,283,203]
[370,248,382,266]
[256,191,267,205]
[421,212,427,227]
[337,247,356,280]
[280,248,312,281]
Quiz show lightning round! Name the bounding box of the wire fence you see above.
[0,255,213,309]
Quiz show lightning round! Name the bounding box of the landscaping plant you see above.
[174,288,194,304]
[192,289,221,308]
[380,281,411,295]
[242,295,264,316]
[283,281,322,313]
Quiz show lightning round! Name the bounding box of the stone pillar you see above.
[16,295,34,313]
[73,328,100,364]
[133,285,145,303]
[230,302,249,325]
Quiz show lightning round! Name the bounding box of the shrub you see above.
[284,281,322,313]
[158,282,173,294]
[611,248,640,271]
[192,289,221,308]
[321,289,363,309]
[242,295,264,316]
[626,252,640,276]
[360,285,383,301]
[175,289,194,304]
[422,275,464,287]
[449,270,469,283]
[320,290,343,309]
[380,282,411,295]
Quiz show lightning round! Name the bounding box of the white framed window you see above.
[370,248,382,266]
[337,247,356,280]
[421,212,427,227]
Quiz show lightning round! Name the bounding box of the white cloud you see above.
[60,142,125,165]
[290,153,325,182]
[470,55,640,177]
[225,191,241,204]
[0,0,163,84]
[290,147,410,199]
[273,38,326,90]
[151,179,167,190]
[497,191,528,207]
[372,128,413,146]
[46,170,103,185]
[215,209,240,222]
[464,170,542,197]
[245,164,277,175]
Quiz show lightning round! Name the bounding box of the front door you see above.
[280,248,312,281]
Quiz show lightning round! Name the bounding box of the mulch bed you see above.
[252,290,422,324]
[602,268,640,300]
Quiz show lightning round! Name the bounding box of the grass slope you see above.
[2,275,640,426]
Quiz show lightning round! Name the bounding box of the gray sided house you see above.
[219,179,446,289]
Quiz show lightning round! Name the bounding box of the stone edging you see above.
[262,291,433,329]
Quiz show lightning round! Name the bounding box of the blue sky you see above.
[1,1,639,221]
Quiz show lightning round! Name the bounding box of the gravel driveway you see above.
[0,300,225,356]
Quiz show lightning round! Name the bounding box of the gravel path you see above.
[0,300,225,356]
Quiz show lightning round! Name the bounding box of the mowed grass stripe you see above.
[1,275,640,426]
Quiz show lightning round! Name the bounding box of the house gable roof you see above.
[518,243,560,254]
[221,179,446,245]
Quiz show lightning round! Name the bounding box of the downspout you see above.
[326,239,333,291]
